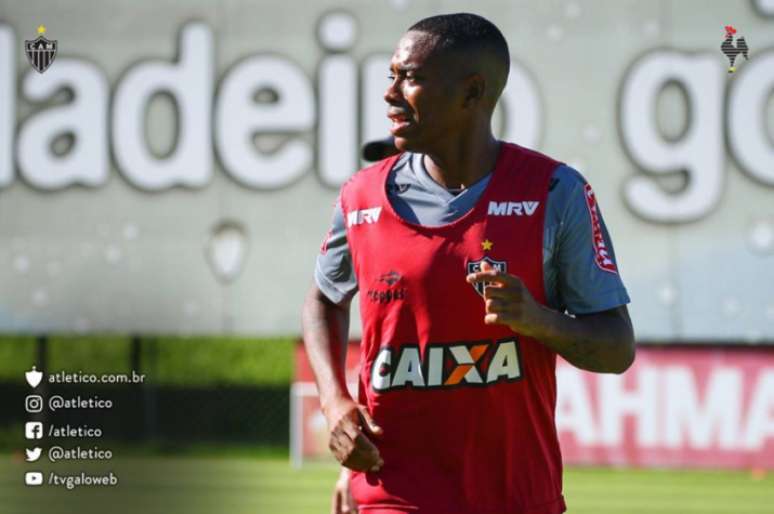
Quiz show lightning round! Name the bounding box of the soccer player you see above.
[302,13,635,514]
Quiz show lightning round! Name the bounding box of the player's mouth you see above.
[388,111,414,136]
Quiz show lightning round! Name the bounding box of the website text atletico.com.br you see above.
[46,371,146,385]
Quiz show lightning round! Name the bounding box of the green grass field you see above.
[1,455,772,514]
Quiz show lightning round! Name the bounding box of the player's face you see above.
[384,31,467,153]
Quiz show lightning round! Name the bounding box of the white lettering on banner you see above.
[361,54,393,165]
[743,371,774,449]
[319,34,358,186]
[620,51,724,223]
[113,23,213,190]
[556,364,774,452]
[347,207,381,227]
[216,55,314,189]
[728,50,774,185]
[18,59,109,189]
[663,367,741,449]
[1,17,543,192]
[0,25,13,187]
[555,366,597,445]
[599,368,660,446]
[2,18,771,217]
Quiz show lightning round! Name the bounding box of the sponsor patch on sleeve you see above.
[319,227,333,255]
[583,183,618,274]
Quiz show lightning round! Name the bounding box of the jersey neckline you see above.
[380,141,522,232]
[410,153,493,204]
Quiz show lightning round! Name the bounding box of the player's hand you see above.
[323,396,384,472]
[466,260,546,337]
[331,467,358,514]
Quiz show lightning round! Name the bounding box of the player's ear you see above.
[462,73,486,108]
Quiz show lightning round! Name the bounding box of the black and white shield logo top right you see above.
[467,256,507,296]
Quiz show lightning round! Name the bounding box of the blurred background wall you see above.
[0,0,772,342]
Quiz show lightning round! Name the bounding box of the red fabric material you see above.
[340,143,565,514]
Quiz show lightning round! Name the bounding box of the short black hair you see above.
[408,13,510,75]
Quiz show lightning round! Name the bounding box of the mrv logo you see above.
[347,207,381,227]
[488,201,539,217]
[371,338,522,392]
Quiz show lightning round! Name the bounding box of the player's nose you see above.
[384,78,403,105]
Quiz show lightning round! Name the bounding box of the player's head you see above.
[385,13,510,153]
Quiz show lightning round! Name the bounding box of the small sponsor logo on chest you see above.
[487,201,540,216]
[366,271,406,304]
[347,207,382,227]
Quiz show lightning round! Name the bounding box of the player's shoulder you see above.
[551,164,588,192]
[502,141,563,168]
[340,153,405,194]
[546,164,592,216]
[500,142,567,187]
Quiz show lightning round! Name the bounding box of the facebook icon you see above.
[25,422,43,440]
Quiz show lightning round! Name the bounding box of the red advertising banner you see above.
[293,343,774,469]
[556,346,774,469]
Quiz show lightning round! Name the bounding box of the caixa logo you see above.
[370,338,522,392]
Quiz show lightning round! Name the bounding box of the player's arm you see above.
[469,264,634,373]
[301,201,383,473]
[569,305,634,372]
[302,283,353,422]
[468,167,635,373]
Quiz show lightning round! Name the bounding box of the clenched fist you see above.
[323,396,384,472]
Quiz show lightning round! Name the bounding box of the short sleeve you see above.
[552,167,630,315]
[314,199,359,304]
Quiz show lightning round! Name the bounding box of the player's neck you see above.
[423,135,500,190]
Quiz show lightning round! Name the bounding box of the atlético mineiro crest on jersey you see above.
[467,256,507,296]
[25,25,58,74]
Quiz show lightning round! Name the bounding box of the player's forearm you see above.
[530,305,635,374]
[301,285,353,411]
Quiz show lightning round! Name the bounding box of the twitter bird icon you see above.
[25,447,42,462]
